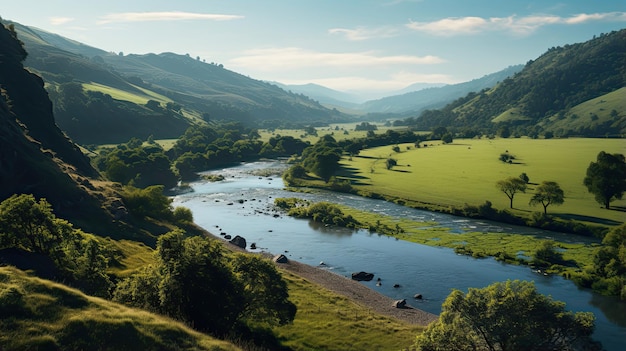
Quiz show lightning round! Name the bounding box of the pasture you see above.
[340,138,625,226]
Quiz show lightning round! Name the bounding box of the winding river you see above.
[172,160,626,350]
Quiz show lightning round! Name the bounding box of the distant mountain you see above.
[270,81,362,108]
[360,65,523,114]
[411,29,626,137]
[391,82,447,96]
[7,20,346,144]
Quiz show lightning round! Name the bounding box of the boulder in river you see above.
[414,294,423,300]
[351,271,374,281]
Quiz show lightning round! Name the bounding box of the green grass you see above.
[82,82,173,106]
[0,266,241,351]
[340,137,625,226]
[273,271,423,351]
[333,204,600,276]
[258,124,410,144]
[545,87,626,133]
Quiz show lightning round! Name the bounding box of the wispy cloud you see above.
[406,12,626,36]
[229,47,444,71]
[329,26,398,40]
[49,17,74,25]
[97,11,243,25]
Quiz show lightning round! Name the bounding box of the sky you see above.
[3,0,626,99]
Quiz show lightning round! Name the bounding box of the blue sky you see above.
[3,0,625,98]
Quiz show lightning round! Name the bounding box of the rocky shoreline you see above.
[276,258,438,326]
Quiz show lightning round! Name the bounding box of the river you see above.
[171,160,626,350]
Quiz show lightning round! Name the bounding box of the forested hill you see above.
[409,29,626,137]
[6,20,344,144]
[360,65,523,114]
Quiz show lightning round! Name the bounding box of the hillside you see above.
[6,21,346,144]
[410,29,626,137]
[0,266,241,351]
[360,65,523,114]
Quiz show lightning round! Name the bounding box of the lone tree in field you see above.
[496,177,527,208]
[583,151,626,209]
[414,280,601,351]
[529,181,565,214]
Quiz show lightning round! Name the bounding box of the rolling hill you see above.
[6,20,346,144]
[410,29,626,137]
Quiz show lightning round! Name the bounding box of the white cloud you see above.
[329,26,398,41]
[49,17,74,25]
[406,12,626,36]
[229,47,444,71]
[97,11,243,24]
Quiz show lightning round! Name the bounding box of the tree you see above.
[592,224,626,299]
[519,173,529,184]
[583,151,626,209]
[386,158,397,170]
[414,280,601,351]
[529,181,565,214]
[496,177,527,208]
[442,133,453,144]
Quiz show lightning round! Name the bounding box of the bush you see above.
[173,206,193,223]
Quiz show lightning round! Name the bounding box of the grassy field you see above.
[274,271,423,351]
[258,123,410,144]
[339,137,625,226]
[82,82,173,106]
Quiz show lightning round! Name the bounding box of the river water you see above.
[172,160,626,350]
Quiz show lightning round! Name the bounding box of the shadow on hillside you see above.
[552,213,623,226]
[353,155,381,160]
[609,206,626,213]
[392,169,412,173]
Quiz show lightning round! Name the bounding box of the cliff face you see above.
[0,23,95,177]
[0,23,100,222]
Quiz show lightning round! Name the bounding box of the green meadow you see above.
[82,82,173,105]
[340,137,625,226]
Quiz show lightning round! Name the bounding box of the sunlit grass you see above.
[342,137,625,225]
[274,271,424,351]
[0,266,241,351]
[82,82,173,105]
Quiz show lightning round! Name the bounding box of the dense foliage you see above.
[95,138,178,189]
[406,30,626,137]
[113,230,296,336]
[583,151,626,209]
[528,181,565,214]
[275,198,360,228]
[414,280,600,351]
[0,194,112,297]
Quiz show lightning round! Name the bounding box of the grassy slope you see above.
[82,82,173,106]
[341,138,625,225]
[106,238,424,350]
[0,266,241,351]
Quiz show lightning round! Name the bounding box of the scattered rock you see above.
[351,271,375,281]
[393,284,401,288]
[224,234,232,240]
[273,254,289,263]
[250,243,257,250]
[229,235,247,249]
[414,294,423,300]
[392,299,407,308]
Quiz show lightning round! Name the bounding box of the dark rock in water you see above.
[392,299,407,308]
[393,284,401,288]
[250,243,257,250]
[229,235,247,249]
[224,234,232,240]
[414,294,423,300]
[273,254,289,263]
[351,271,374,281]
